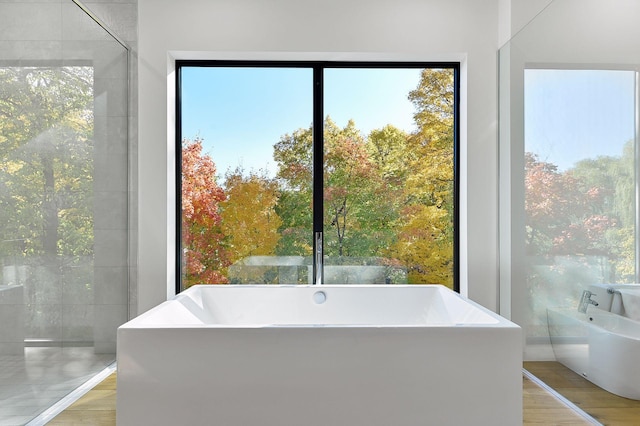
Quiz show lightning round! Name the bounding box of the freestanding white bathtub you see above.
[117,285,522,425]
[548,307,640,400]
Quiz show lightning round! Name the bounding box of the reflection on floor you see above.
[0,347,114,426]
[525,361,640,426]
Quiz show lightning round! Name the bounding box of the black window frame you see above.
[176,60,460,293]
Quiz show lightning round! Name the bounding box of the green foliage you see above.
[221,168,282,262]
[323,118,386,257]
[273,117,404,260]
[182,68,457,287]
[273,126,314,256]
[273,126,313,191]
[367,125,409,187]
[0,67,94,261]
[389,69,456,287]
[525,147,635,283]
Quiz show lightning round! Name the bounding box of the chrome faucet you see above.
[578,290,599,313]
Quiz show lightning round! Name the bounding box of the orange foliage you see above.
[181,138,230,286]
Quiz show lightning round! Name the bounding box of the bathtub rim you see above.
[549,306,640,341]
[120,284,518,330]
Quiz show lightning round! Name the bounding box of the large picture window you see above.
[176,61,459,292]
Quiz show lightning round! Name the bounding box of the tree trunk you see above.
[41,155,58,256]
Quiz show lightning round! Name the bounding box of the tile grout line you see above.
[24,362,116,426]
[523,368,603,425]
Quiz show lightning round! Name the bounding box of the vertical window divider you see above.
[313,65,324,285]
[175,64,184,295]
[453,65,461,293]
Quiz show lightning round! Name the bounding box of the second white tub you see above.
[548,306,640,400]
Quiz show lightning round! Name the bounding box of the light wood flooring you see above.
[523,374,595,425]
[47,373,116,425]
[525,361,640,425]
[46,363,635,425]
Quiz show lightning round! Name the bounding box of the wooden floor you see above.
[47,373,116,425]
[525,361,640,426]
[46,364,635,425]
[523,372,592,425]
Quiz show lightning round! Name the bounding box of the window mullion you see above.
[312,65,324,284]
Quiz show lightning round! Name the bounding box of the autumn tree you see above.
[180,67,458,286]
[272,126,314,256]
[0,67,94,261]
[323,119,388,257]
[366,125,409,189]
[525,152,573,254]
[220,168,282,263]
[574,142,637,280]
[272,69,458,286]
[274,117,392,259]
[388,68,456,286]
[364,125,409,258]
[525,145,635,281]
[524,152,623,277]
[181,137,229,286]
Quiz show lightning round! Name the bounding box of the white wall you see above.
[137,0,504,314]
[498,0,553,47]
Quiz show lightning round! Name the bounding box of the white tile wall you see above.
[94,267,128,304]
[80,3,137,42]
[0,0,61,3]
[93,230,128,267]
[94,78,128,117]
[0,287,24,355]
[93,304,127,353]
[0,41,63,62]
[62,2,114,42]
[0,4,62,41]
[94,191,128,229]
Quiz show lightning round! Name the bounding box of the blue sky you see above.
[181,66,636,178]
[525,69,635,171]
[180,67,422,178]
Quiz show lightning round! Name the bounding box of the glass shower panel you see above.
[0,1,128,424]
[499,0,640,356]
[499,1,640,406]
[524,68,636,335]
